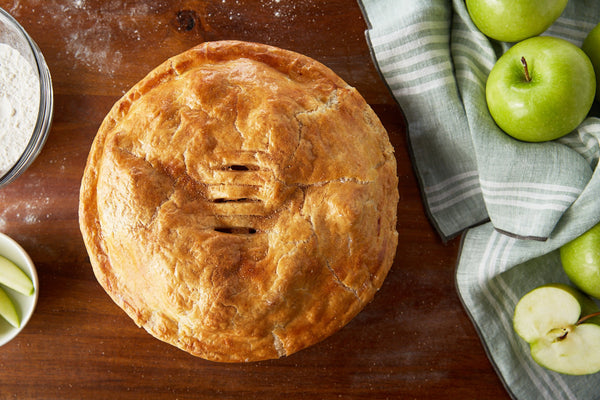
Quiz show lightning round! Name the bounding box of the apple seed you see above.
[548,327,570,342]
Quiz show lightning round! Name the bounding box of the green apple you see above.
[513,283,600,375]
[0,286,19,328]
[0,255,34,296]
[466,0,567,42]
[486,36,596,142]
[583,22,600,100]
[560,222,600,299]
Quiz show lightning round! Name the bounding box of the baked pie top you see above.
[79,40,398,362]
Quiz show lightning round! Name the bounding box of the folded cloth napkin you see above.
[359,0,599,242]
[358,0,600,398]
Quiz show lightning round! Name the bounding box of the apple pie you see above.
[79,40,398,362]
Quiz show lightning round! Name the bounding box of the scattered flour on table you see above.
[9,0,160,80]
[51,1,161,77]
[0,43,39,177]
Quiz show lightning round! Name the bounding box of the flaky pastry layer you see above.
[79,40,398,362]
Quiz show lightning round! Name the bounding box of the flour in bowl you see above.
[0,43,40,177]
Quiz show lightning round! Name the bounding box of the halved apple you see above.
[513,283,600,375]
[0,286,19,328]
[0,255,33,296]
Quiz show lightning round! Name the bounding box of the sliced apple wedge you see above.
[0,286,19,328]
[0,255,34,296]
[513,283,600,375]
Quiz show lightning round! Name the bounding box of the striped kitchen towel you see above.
[456,165,600,399]
[359,0,600,398]
[359,0,597,242]
[360,0,488,241]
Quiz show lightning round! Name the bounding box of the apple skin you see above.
[560,222,600,299]
[466,0,567,42]
[583,22,600,100]
[486,36,596,142]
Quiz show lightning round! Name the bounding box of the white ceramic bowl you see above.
[0,232,39,346]
[0,7,53,187]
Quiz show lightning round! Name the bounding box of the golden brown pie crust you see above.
[79,40,398,362]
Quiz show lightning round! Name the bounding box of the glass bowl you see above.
[0,232,39,346]
[0,7,53,187]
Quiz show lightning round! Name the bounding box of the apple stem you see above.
[521,57,532,82]
[576,311,600,325]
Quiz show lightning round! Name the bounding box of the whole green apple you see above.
[583,22,600,100]
[560,222,600,299]
[486,36,596,142]
[466,0,567,42]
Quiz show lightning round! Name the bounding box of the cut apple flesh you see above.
[513,284,600,375]
[0,286,19,328]
[0,255,33,296]
[531,323,600,375]
[513,285,581,343]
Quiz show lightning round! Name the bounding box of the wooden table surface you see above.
[0,1,511,399]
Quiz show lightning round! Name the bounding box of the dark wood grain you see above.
[0,1,510,399]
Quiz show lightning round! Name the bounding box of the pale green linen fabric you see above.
[359,0,600,398]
